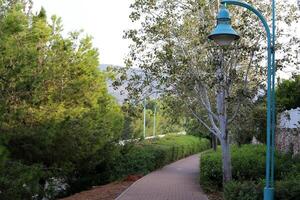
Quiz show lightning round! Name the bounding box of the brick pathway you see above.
[116,154,208,200]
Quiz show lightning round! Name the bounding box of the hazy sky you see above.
[33,0,133,67]
[32,0,299,75]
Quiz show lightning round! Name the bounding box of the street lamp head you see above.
[208,6,240,46]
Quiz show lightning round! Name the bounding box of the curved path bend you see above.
[116,154,208,200]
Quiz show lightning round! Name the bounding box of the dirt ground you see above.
[59,175,142,200]
[207,192,224,200]
[59,181,134,200]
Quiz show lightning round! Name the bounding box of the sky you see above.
[32,0,299,77]
[32,0,134,67]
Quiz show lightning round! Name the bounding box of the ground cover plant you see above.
[200,144,300,199]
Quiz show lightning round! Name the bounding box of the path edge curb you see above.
[115,174,148,200]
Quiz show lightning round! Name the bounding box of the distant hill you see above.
[99,64,128,104]
[99,64,159,104]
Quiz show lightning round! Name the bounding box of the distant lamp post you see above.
[153,103,157,137]
[143,99,147,138]
[208,1,276,200]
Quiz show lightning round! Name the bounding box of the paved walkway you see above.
[116,154,208,200]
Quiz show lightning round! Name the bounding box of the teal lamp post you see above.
[143,99,147,138]
[208,1,276,200]
[208,5,240,45]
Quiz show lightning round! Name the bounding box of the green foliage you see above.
[121,0,299,139]
[251,102,267,143]
[246,74,300,145]
[121,103,138,139]
[275,179,300,200]
[0,162,44,200]
[276,75,300,111]
[123,99,186,139]
[205,145,300,199]
[224,179,300,200]
[184,118,210,138]
[63,135,210,193]
[200,145,300,191]
[200,149,223,190]
[230,109,255,146]
[206,145,300,199]
[0,1,124,199]
[0,144,7,168]
[224,181,263,200]
[121,0,299,184]
[112,135,210,180]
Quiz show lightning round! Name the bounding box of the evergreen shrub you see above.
[201,145,300,199]
[200,145,300,191]
[113,135,210,179]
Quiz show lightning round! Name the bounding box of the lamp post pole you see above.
[270,0,276,191]
[143,99,147,138]
[153,103,157,137]
[208,0,276,199]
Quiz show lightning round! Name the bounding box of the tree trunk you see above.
[220,139,232,183]
[211,133,217,151]
[216,83,232,183]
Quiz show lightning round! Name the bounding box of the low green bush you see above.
[224,181,263,200]
[200,145,265,191]
[0,161,44,200]
[200,145,300,191]
[68,135,210,194]
[275,179,300,200]
[224,179,300,200]
[113,135,210,179]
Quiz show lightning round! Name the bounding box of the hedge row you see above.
[200,144,300,199]
[200,145,299,190]
[113,135,210,178]
[69,135,210,194]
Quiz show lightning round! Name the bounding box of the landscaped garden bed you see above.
[200,144,300,200]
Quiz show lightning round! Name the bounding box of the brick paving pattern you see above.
[116,154,208,200]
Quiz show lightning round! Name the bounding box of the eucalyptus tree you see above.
[120,0,299,183]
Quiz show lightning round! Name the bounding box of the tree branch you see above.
[228,40,257,124]
[186,102,221,138]
[194,83,219,122]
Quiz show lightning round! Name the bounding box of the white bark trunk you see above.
[189,54,233,184]
[220,138,232,183]
[216,61,232,183]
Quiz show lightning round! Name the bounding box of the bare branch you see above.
[228,101,241,124]
[194,83,219,121]
[188,87,222,137]
[174,0,194,11]
[186,102,221,138]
